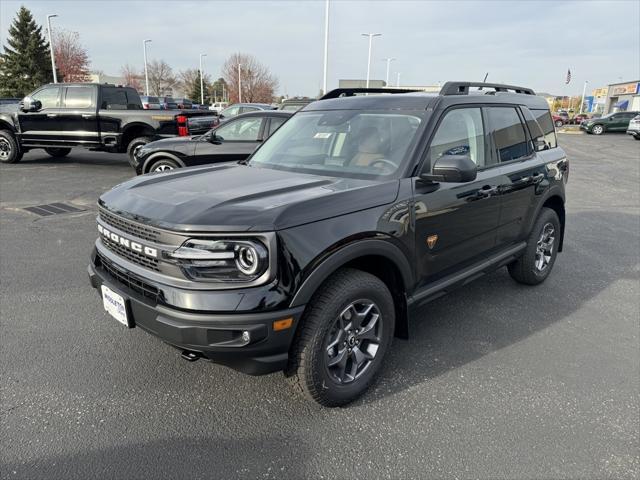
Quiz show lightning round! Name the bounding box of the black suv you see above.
[88,82,568,407]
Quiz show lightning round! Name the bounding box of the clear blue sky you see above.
[1,0,638,96]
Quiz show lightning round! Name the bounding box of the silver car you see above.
[626,114,640,140]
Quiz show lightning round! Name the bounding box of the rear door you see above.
[611,112,636,131]
[58,85,100,145]
[18,85,63,145]
[192,115,266,165]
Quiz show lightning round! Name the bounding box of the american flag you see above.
[565,69,571,84]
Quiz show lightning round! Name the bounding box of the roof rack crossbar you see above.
[440,82,535,96]
[320,87,422,100]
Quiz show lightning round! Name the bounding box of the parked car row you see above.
[140,95,200,110]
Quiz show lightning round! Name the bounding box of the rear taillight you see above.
[176,115,189,136]
[143,103,149,109]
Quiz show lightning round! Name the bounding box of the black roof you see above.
[307,82,549,112]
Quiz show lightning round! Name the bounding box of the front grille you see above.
[101,236,160,272]
[99,208,160,242]
[96,252,160,301]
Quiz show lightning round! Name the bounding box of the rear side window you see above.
[429,107,486,167]
[63,86,94,109]
[267,117,287,137]
[531,109,557,148]
[486,107,530,162]
[101,88,141,110]
[520,107,547,152]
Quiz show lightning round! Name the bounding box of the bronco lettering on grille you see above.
[98,223,158,258]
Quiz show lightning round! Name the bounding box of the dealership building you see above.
[601,81,640,114]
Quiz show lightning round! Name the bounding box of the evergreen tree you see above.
[0,6,53,97]
[188,74,212,104]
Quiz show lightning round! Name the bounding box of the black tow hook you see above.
[181,350,201,362]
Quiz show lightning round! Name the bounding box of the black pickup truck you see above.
[0,83,218,165]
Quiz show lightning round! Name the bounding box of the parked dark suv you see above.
[88,82,568,407]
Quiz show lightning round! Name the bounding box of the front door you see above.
[17,85,63,145]
[413,107,501,287]
[193,115,265,165]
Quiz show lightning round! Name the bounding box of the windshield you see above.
[249,110,425,179]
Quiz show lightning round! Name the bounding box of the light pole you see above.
[199,53,207,105]
[396,72,401,87]
[237,63,242,103]
[579,80,588,114]
[382,57,395,86]
[361,33,381,88]
[143,39,151,95]
[322,0,330,95]
[46,14,58,83]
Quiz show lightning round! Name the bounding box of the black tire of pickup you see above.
[508,207,560,285]
[45,147,71,158]
[127,136,153,164]
[285,268,395,407]
[0,130,22,164]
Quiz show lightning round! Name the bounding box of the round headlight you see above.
[235,243,267,276]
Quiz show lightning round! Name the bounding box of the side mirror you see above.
[421,155,477,183]
[209,132,222,144]
[533,138,549,151]
[21,96,41,112]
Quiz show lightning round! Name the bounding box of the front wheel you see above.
[591,124,605,135]
[508,207,561,285]
[0,130,22,164]
[147,157,180,173]
[554,120,564,128]
[45,147,71,158]
[286,268,395,407]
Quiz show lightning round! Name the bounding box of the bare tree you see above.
[147,59,177,96]
[53,29,90,82]
[120,64,143,92]
[222,53,278,104]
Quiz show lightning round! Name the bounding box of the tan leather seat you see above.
[352,127,385,167]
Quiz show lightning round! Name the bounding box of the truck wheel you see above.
[591,124,604,135]
[148,158,179,173]
[508,207,560,285]
[0,130,22,164]
[286,268,395,407]
[45,147,71,158]
[127,136,153,164]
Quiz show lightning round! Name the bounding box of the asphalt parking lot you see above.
[1,133,638,479]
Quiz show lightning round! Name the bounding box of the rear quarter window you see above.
[531,109,557,148]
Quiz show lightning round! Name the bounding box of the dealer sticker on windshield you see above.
[313,132,332,139]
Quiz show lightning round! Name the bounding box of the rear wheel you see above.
[554,120,564,128]
[45,147,71,158]
[126,136,153,164]
[286,268,395,407]
[508,207,560,285]
[591,124,605,135]
[0,130,22,164]
[148,157,180,173]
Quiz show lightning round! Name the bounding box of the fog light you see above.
[241,331,251,343]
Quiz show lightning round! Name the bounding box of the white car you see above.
[626,114,640,140]
[209,102,229,113]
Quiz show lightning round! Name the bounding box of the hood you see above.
[99,164,399,232]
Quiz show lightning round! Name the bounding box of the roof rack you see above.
[440,82,535,96]
[320,87,421,100]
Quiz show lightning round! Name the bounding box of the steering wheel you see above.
[369,159,397,171]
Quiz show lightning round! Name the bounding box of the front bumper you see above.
[626,129,640,137]
[88,253,305,375]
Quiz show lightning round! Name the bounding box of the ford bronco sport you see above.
[88,82,568,407]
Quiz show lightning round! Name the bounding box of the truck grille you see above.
[99,208,160,242]
[101,235,160,272]
[96,252,160,301]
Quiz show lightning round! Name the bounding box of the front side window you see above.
[63,86,93,109]
[249,110,424,179]
[429,108,485,167]
[215,117,263,141]
[31,86,61,109]
[222,106,240,117]
[486,107,530,162]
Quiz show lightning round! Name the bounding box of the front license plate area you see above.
[101,285,133,328]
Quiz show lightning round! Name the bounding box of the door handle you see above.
[46,113,57,118]
[477,185,499,197]
[81,114,93,119]
[531,173,545,183]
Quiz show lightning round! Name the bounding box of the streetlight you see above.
[199,53,207,105]
[322,0,330,94]
[143,39,151,95]
[579,80,588,114]
[237,63,242,103]
[382,57,395,86]
[396,72,401,87]
[46,14,58,83]
[361,33,381,88]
